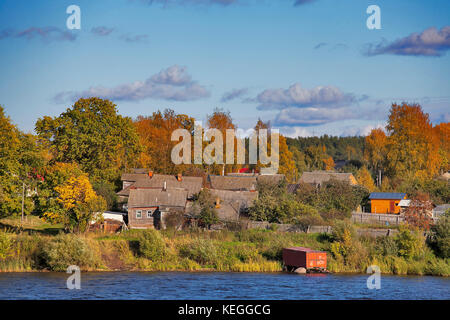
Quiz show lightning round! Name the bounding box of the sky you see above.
[0,0,449,137]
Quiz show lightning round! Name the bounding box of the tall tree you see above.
[35,98,141,184]
[385,103,440,180]
[134,109,195,174]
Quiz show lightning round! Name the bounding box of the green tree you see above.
[191,189,219,229]
[430,212,450,258]
[35,97,142,184]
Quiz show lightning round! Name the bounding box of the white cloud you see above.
[256,83,355,110]
[53,65,210,103]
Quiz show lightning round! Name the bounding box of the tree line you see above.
[0,98,449,233]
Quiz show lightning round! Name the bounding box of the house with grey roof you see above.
[299,171,357,187]
[127,187,188,229]
[433,204,450,218]
[208,189,258,221]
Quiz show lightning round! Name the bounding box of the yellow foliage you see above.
[55,175,97,210]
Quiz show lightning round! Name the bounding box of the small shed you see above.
[369,192,407,214]
[282,247,327,270]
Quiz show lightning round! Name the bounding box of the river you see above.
[0,272,448,300]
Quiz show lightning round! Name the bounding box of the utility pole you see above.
[21,182,25,225]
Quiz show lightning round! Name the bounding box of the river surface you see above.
[0,272,448,300]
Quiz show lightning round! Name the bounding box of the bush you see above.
[394,226,424,259]
[40,234,97,271]
[375,236,399,256]
[430,215,450,258]
[137,230,167,261]
[179,238,219,266]
[0,232,13,260]
[331,220,356,242]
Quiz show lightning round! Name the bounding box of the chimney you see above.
[163,181,167,191]
[148,170,153,178]
[177,173,182,182]
[215,197,221,208]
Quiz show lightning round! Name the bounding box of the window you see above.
[146,210,153,218]
[136,210,142,219]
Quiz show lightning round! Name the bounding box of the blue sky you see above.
[0,0,449,137]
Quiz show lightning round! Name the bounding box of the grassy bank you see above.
[0,218,449,276]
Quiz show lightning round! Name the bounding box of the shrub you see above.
[375,236,399,256]
[430,215,450,258]
[179,238,219,266]
[394,226,424,259]
[137,230,167,261]
[0,232,13,260]
[331,220,356,242]
[40,234,97,271]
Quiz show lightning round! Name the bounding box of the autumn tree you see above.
[134,109,195,175]
[355,167,376,192]
[45,175,106,233]
[365,128,387,176]
[304,145,333,171]
[35,97,141,184]
[434,122,450,173]
[404,192,434,231]
[206,108,237,175]
[385,103,440,180]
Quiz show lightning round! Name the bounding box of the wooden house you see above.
[299,171,357,187]
[369,192,407,214]
[208,189,258,221]
[127,187,188,229]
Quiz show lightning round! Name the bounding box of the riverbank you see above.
[1,224,449,276]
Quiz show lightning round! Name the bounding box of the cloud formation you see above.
[0,27,76,42]
[91,26,115,36]
[365,26,450,57]
[274,107,358,126]
[221,88,249,102]
[54,65,210,103]
[256,83,355,110]
[119,33,149,43]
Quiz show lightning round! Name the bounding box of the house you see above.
[208,173,285,191]
[117,171,202,201]
[299,171,357,187]
[208,175,257,191]
[209,189,258,221]
[433,204,450,218]
[127,187,188,229]
[369,192,407,214]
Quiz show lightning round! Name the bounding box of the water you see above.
[0,272,448,300]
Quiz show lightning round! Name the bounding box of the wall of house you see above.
[370,199,402,214]
[128,207,157,229]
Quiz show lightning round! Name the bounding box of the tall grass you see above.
[0,228,448,276]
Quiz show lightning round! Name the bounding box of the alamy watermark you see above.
[171,122,280,174]
[66,265,81,290]
[366,265,381,290]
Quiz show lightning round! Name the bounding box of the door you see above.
[389,201,395,214]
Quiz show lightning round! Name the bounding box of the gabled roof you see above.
[121,173,150,182]
[209,189,258,208]
[257,174,285,185]
[128,188,187,208]
[369,192,407,200]
[208,175,257,191]
[299,171,356,185]
[117,185,132,197]
[132,174,202,198]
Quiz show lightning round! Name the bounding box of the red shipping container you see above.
[282,247,327,269]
